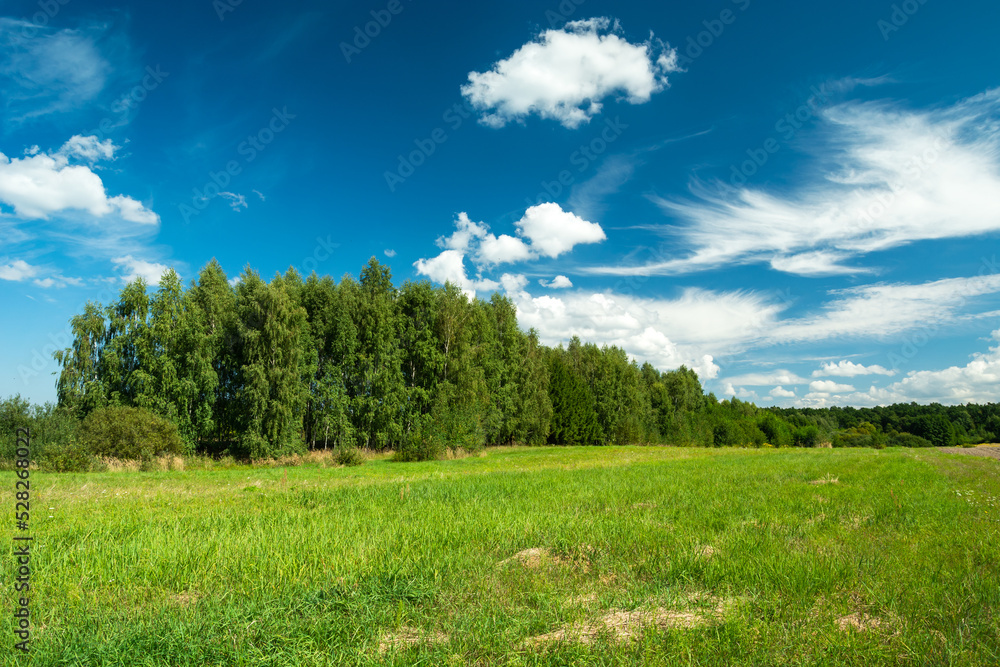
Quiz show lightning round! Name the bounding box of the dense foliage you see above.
[2,258,996,468]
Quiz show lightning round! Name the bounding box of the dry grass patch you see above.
[99,457,142,473]
[809,474,840,485]
[525,596,728,647]
[168,591,199,608]
[499,546,593,572]
[697,545,718,559]
[836,612,883,633]
[377,626,448,653]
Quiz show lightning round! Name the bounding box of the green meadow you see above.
[5,446,999,666]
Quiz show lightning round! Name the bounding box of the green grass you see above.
[4,446,999,666]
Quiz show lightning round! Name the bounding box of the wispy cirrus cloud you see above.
[587,88,1000,277]
[0,18,115,124]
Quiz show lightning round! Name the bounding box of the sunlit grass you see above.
[4,446,999,665]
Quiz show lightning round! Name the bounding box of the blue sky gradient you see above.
[2,0,1000,407]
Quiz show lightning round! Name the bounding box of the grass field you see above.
[4,446,999,666]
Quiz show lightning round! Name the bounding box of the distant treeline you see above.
[3,258,996,465]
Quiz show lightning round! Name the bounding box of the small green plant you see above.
[78,405,185,462]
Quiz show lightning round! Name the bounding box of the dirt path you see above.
[938,445,1000,460]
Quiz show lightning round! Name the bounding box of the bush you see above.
[887,431,933,448]
[335,445,365,467]
[79,406,185,462]
[832,422,887,449]
[793,425,821,448]
[394,416,446,462]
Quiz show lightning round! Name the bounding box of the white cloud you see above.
[0,20,111,122]
[813,360,895,377]
[589,88,1000,276]
[539,275,573,289]
[477,233,532,265]
[112,255,170,285]
[809,380,855,393]
[721,370,810,387]
[219,192,247,212]
[0,259,38,282]
[461,17,678,129]
[438,212,488,252]
[867,330,1000,405]
[770,386,796,398]
[59,135,117,162]
[416,205,605,295]
[516,203,606,258]
[384,249,397,258]
[507,286,789,381]
[0,136,158,224]
[770,273,1000,344]
[412,249,498,299]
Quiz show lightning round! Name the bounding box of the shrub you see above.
[793,425,821,448]
[78,406,185,462]
[394,416,446,462]
[887,431,933,448]
[832,422,887,449]
[335,445,365,467]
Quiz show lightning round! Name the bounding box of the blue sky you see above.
[3,0,1000,408]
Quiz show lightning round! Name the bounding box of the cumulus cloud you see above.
[112,255,170,285]
[461,17,678,129]
[507,285,795,381]
[869,330,1000,405]
[478,233,532,265]
[539,275,573,289]
[0,259,38,282]
[415,205,605,294]
[0,136,158,224]
[589,88,1000,276]
[809,380,855,393]
[770,386,796,398]
[515,203,606,258]
[814,360,896,377]
[412,249,499,299]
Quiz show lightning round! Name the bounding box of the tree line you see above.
[3,257,994,464]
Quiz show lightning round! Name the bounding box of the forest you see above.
[2,257,998,469]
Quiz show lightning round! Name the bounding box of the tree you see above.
[232,269,308,458]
